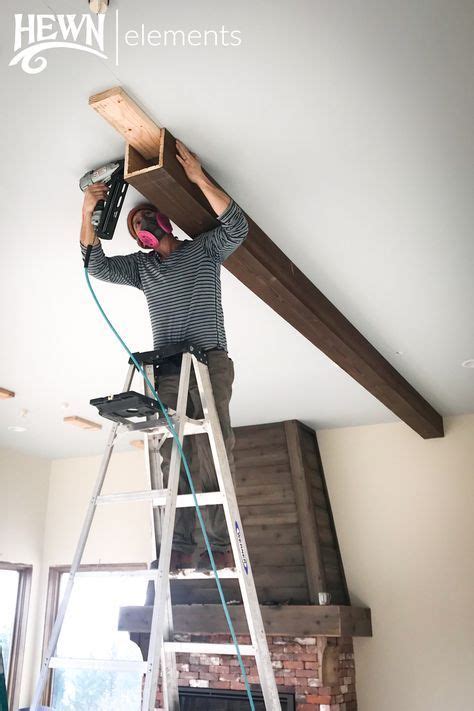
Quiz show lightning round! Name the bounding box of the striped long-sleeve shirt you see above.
[81,200,248,351]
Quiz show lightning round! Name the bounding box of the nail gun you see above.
[79,160,128,240]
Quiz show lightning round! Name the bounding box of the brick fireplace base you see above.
[155,634,357,710]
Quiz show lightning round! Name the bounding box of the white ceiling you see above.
[1,0,473,458]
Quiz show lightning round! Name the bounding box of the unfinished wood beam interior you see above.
[89,86,162,160]
[90,86,444,439]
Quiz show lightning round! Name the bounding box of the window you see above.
[0,563,32,710]
[43,565,147,711]
[0,570,18,674]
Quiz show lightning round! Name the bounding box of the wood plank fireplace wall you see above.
[171,419,349,606]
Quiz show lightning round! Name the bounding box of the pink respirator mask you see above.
[137,211,173,248]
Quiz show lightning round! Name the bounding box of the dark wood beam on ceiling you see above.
[89,86,444,439]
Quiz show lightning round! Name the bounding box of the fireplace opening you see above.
[177,686,295,710]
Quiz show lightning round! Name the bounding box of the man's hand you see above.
[81,183,107,247]
[176,140,205,185]
[82,182,108,216]
[176,139,231,217]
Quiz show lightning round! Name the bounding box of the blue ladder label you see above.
[235,521,249,574]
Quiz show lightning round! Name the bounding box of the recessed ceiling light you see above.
[8,425,27,433]
[462,359,474,368]
[0,387,15,399]
[64,416,102,431]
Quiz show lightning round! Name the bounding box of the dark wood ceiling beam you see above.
[90,87,444,439]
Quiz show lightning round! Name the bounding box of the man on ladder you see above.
[80,139,248,571]
[28,137,281,710]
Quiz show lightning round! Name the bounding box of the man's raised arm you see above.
[176,140,231,216]
[176,140,249,262]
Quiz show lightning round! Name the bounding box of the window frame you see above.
[41,563,146,707]
[0,561,32,711]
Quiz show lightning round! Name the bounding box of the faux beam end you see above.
[89,86,162,160]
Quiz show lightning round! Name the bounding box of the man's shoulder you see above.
[135,250,159,266]
[177,236,209,255]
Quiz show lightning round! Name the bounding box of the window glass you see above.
[0,569,20,676]
[51,571,146,711]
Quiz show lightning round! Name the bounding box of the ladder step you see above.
[158,567,239,580]
[49,646,255,671]
[175,492,225,508]
[127,416,208,436]
[49,657,147,672]
[163,642,256,656]
[74,568,239,580]
[76,568,238,580]
[97,490,224,507]
[97,489,168,505]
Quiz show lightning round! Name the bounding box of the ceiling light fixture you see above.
[64,416,102,431]
[8,425,26,433]
[461,359,474,369]
[0,387,15,399]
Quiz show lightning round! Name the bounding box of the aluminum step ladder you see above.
[30,344,282,711]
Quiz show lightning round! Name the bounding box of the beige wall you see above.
[0,448,50,709]
[43,449,153,566]
[317,413,474,711]
[2,414,473,709]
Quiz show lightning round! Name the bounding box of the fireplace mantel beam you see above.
[119,604,372,638]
